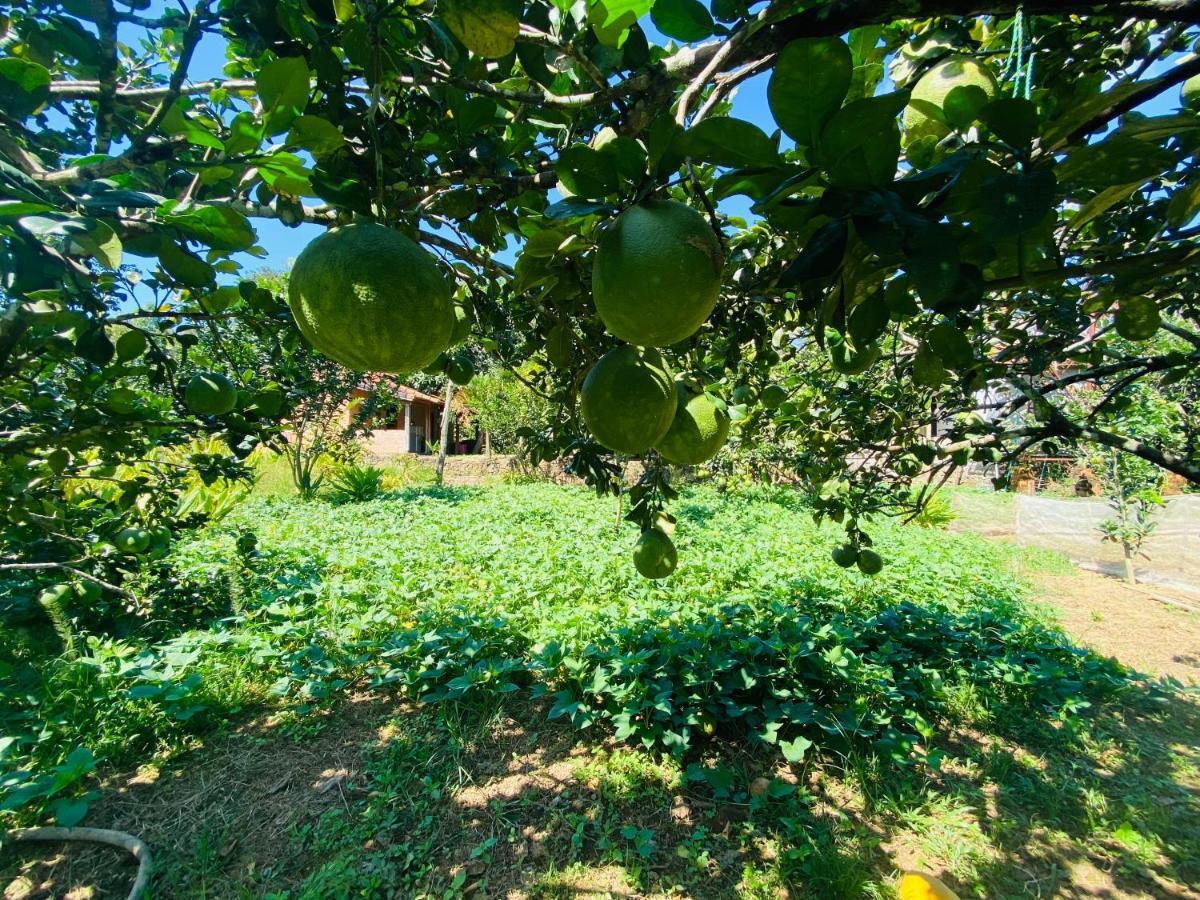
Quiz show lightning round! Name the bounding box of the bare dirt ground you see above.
[1031,570,1200,685]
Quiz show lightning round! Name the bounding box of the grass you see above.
[1,483,1195,898]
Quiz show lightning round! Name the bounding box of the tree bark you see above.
[435,380,455,485]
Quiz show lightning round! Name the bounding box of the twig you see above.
[5,827,152,900]
[128,1,213,152]
[0,562,136,599]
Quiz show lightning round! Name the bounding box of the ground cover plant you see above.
[2,483,1196,897]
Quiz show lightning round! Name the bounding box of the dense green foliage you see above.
[4,0,1200,593]
[1,485,1128,826]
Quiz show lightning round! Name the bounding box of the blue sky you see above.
[126,6,1186,277]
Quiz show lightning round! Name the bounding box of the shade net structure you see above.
[1016,494,1200,597]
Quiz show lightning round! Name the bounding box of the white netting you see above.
[1015,494,1200,596]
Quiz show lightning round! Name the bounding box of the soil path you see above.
[1031,569,1200,685]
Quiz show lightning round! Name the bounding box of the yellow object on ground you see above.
[898,871,961,900]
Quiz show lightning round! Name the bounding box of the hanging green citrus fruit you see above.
[1183,74,1200,109]
[633,528,677,579]
[580,345,676,454]
[593,200,724,347]
[113,526,152,555]
[904,55,998,142]
[856,548,884,575]
[831,544,859,568]
[655,385,730,465]
[288,222,454,372]
[185,371,238,416]
[760,384,788,408]
[446,354,475,385]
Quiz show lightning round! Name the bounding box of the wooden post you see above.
[435,379,455,485]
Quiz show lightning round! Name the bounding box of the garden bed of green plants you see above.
[0,484,1133,830]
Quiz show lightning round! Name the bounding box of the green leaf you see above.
[160,103,224,150]
[543,198,616,219]
[682,117,778,168]
[0,57,51,119]
[441,0,522,58]
[589,0,654,47]
[1167,176,1200,228]
[913,342,946,386]
[286,115,346,157]
[780,735,813,764]
[651,0,715,42]
[555,145,618,199]
[157,203,257,252]
[225,111,264,156]
[848,291,890,346]
[942,84,990,130]
[256,56,310,134]
[974,169,1057,239]
[593,128,648,185]
[817,93,905,189]
[980,98,1039,148]
[908,243,959,309]
[1115,296,1160,342]
[20,215,122,268]
[52,798,89,828]
[159,239,216,287]
[778,219,847,288]
[1058,135,1178,190]
[768,38,853,149]
[927,323,974,368]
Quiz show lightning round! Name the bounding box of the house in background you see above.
[344,380,480,457]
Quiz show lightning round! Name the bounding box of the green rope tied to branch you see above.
[1002,4,1036,100]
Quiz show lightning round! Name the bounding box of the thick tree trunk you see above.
[1122,545,1137,585]
[435,380,455,485]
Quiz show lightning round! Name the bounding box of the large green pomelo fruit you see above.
[185,372,238,416]
[655,385,730,465]
[593,200,724,347]
[580,345,676,454]
[904,55,998,142]
[288,223,454,372]
[633,528,677,579]
[114,526,151,555]
[1183,74,1200,110]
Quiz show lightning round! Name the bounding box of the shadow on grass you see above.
[3,681,1196,899]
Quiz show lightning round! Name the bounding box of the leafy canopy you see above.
[3,0,1200,579]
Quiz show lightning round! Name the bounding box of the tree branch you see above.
[0,562,136,599]
[128,1,212,152]
[1069,422,1200,482]
[985,246,1200,291]
[93,0,119,154]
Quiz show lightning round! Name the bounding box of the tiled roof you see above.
[355,375,443,405]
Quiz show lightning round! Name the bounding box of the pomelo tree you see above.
[3,0,1200,585]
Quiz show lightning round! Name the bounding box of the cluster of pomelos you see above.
[283,199,733,578]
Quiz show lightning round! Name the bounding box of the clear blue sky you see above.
[129,6,1186,277]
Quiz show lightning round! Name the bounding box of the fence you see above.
[1015,494,1200,596]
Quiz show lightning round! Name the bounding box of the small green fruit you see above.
[633,528,678,579]
[856,548,884,575]
[113,526,152,555]
[760,384,788,409]
[185,372,238,416]
[831,544,859,568]
[446,355,475,385]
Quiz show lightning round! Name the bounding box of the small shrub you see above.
[327,465,385,503]
[907,486,956,529]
